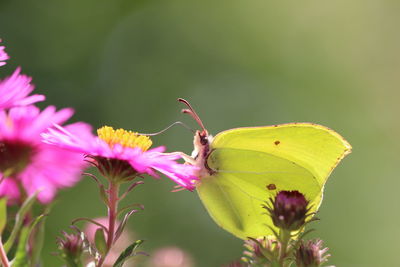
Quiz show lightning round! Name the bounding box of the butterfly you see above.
[178,99,352,240]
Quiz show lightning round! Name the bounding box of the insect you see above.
[178,99,352,240]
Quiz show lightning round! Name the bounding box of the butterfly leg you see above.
[163,152,196,165]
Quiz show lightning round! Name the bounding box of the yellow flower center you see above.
[97,126,152,151]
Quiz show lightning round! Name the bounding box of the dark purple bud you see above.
[295,239,330,267]
[265,190,309,231]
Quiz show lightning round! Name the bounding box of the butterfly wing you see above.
[196,123,351,239]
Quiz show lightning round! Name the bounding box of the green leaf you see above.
[11,214,47,267]
[0,198,7,235]
[11,226,30,267]
[94,228,107,257]
[4,193,37,252]
[30,211,49,267]
[113,240,144,267]
[114,209,137,242]
[117,203,144,217]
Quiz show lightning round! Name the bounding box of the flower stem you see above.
[278,230,291,267]
[107,181,119,249]
[97,181,120,267]
[0,237,10,267]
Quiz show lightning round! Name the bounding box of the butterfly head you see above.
[178,98,215,177]
[191,129,214,178]
[192,129,212,157]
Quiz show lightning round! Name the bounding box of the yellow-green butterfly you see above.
[179,99,352,240]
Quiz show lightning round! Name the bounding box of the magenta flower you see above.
[0,39,8,66]
[43,125,199,190]
[0,105,87,204]
[0,67,45,110]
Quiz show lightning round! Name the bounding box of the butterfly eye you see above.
[200,136,208,146]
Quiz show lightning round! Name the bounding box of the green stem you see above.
[106,182,119,250]
[96,181,120,267]
[278,230,291,267]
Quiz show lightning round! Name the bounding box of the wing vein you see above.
[214,179,244,230]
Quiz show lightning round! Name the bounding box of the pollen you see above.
[97,126,152,151]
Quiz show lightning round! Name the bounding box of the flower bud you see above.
[295,239,330,267]
[56,231,85,265]
[242,238,279,265]
[265,190,309,231]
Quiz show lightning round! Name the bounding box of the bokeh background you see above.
[1,0,399,266]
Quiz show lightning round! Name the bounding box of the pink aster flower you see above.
[0,67,45,110]
[44,125,197,266]
[0,105,87,204]
[42,125,199,190]
[0,39,8,66]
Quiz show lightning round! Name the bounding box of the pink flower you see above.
[0,39,8,66]
[0,67,45,110]
[0,105,87,204]
[42,125,199,190]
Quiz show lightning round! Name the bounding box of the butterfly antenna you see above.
[178,98,206,132]
[138,121,195,136]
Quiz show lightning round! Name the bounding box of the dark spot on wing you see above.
[274,140,280,145]
[267,184,276,190]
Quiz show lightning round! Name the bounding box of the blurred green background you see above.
[1,0,399,266]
